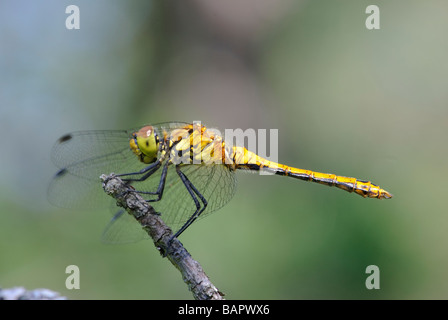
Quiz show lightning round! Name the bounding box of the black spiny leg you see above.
[144,160,169,202]
[117,159,162,182]
[113,159,163,201]
[172,165,208,240]
[121,160,170,203]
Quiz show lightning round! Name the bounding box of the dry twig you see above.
[101,174,224,300]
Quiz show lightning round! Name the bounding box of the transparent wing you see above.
[51,129,133,170]
[101,209,149,244]
[48,129,144,208]
[48,122,236,243]
[50,122,191,172]
[130,162,237,231]
[101,162,237,243]
[48,122,191,209]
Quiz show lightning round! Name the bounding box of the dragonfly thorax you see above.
[130,126,159,164]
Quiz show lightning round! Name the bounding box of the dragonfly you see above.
[49,122,392,242]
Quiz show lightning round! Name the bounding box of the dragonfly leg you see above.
[172,165,208,240]
[120,160,170,204]
[114,160,163,200]
[117,159,162,181]
[143,160,169,202]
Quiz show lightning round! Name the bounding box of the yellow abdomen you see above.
[229,146,392,199]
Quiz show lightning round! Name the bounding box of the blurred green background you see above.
[1,0,447,299]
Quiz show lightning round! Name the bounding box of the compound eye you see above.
[137,126,153,138]
[135,126,158,164]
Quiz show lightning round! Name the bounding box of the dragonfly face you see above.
[130,126,160,164]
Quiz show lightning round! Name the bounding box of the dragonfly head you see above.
[130,126,159,164]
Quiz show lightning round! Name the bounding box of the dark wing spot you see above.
[58,134,73,143]
[55,168,68,177]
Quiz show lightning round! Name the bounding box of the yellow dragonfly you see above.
[49,122,392,241]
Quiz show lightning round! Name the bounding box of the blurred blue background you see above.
[1,0,447,299]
